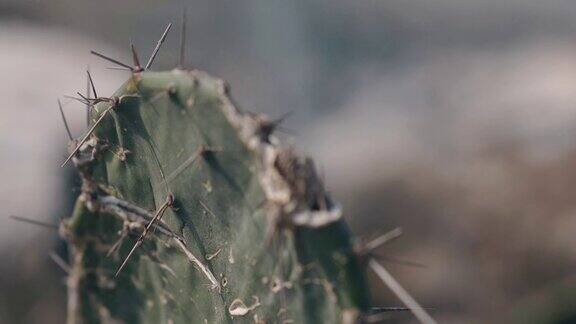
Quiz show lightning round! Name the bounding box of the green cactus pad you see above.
[63,69,370,324]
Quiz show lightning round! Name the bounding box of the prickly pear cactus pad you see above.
[62,69,370,324]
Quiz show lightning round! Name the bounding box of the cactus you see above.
[56,22,434,324]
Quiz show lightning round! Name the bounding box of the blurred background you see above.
[2,0,576,323]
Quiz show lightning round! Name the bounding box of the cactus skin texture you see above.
[62,69,370,324]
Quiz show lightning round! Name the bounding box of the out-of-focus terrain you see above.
[2,1,576,323]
